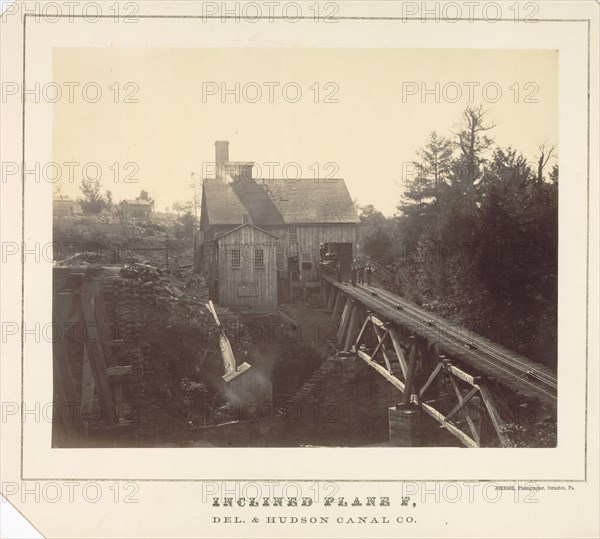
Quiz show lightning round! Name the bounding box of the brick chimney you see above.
[215,140,229,166]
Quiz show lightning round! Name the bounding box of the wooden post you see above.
[426,344,442,395]
[354,312,371,348]
[165,239,170,269]
[417,339,432,377]
[440,359,481,446]
[331,290,343,322]
[469,395,483,444]
[336,296,351,345]
[91,280,116,368]
[402,338,419,405]
[79,347,95,428]
[114,380,124,423]
[479,384,510,447]
[388,327,409,379]
[344,304,361,352]
[372,324,393,373]
[417,363,443,402]
[53,293,85,433]
[326,286,337,311]
[79,281,117,424]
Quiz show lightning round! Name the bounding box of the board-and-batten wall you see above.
[265,224,357,278]
[216,226,279,308]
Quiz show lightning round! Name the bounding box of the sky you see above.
[53,48,558,216]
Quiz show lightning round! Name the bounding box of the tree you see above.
[478,146,533,193]
[476,147,536,299]
[105,190,114,211]
[172,200,193,217]
[359,108,558,368]
[356,204,394,266]
[549,164,558,184]
[139,190,155,207]
[395,132,459,299]
[78,178,106,214]
[399,131,456,239]
[190,172,201,224]
[475,146,557,365]
[452,105,496,208]
[404,131,454,204]
[535,142,556,183]
[173,211,196,239]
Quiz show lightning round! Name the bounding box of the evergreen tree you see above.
[139,190,155,207]
[78,178,106,214]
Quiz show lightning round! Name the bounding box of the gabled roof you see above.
[203,178,359,226]
[121,199,153,206]
[202,181,247,225]
[215,223,280,241]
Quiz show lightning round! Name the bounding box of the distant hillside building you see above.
[53,196,82,217]
[120,198,153,219]
[196,140,360,307]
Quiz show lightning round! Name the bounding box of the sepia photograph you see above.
[50,47,558,449]
[1,2,597,538]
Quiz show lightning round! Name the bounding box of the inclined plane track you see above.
[323,275,558,405]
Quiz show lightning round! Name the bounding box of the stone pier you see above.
[388,403,425,446]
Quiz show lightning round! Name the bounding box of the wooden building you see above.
[120,199,153,219]
[196,141,360,307]
[209,224,279,308]
[53,196,82,217]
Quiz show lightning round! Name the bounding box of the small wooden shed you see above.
[120,199,153,219]
[53,196,82,217]
[212,223,279,308]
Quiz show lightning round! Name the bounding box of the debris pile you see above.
[98,261,245,443]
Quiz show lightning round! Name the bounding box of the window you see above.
[288,226,298,243]
[276,248,284,271]
[301,251,312,271]
[231,249,241,268]
[254,249,264,268]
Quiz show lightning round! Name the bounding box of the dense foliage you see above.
[358,106,558,368]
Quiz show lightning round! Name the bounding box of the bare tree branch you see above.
[536,142,556,182]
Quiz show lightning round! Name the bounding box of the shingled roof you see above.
[203,179,360,226]
[121,199,153,206]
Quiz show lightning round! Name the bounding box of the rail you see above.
[322,274,557,406]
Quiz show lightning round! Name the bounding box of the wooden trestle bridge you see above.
[319,272,558,448]
[53,264,557,447]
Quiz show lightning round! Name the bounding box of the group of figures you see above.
[351,262,374,286]
[334,261,374,286]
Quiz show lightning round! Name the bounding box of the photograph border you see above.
[20,12,591,484]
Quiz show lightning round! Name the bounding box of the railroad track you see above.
[324,275,557,405]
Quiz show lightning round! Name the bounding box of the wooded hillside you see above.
[358,106,558,368]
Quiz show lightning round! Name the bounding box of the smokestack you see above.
[215,140,229,166]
